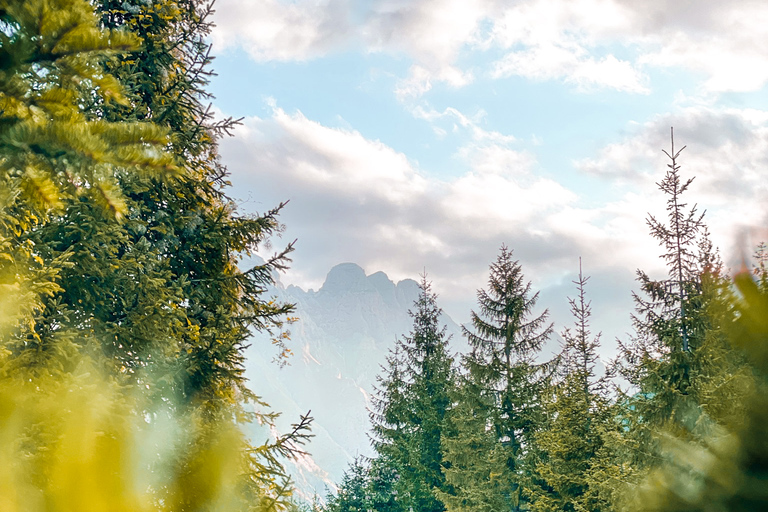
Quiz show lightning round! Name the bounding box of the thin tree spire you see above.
[661,127,690,350]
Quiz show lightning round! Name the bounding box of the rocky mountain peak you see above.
[319,263,369,294]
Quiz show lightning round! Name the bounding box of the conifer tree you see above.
[633,127,706,350]
[88,0,295,406]
[440,245,551,512]
[324,455,402,512]
[0,0,177,373]
[0,0,307,509]
[16,0,299,432]
[367,455,403,512]
[625,270,768,512]
[325,457,371,512]
[438,373,515,512]
[526,260,617,512]
[616,129,712,449]
[96,0,307,506]
[370,276,455,512]
[615,130,748,506]
[752,241,768,290]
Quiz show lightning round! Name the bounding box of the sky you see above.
[207,0,768,358]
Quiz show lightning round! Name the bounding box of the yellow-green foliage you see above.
[0,355,267,512]
[0,2,303,511]
[0,0,177,213]
[624,270,768,511]
[0,0,176,337]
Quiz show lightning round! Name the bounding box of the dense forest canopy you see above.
[1,1,767,511]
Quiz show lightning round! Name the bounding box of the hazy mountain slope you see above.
[244,263,463,497]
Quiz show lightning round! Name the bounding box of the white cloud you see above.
[395,64,474,101]
[441,170,575,229]
[219,104,586,319]
[482,0,768,94]
[458,145,536,176]
[485,0,648,93]
[639,33,768,93]
[411,105,518,144]
[575,108,768,196]
[371,0,651,95]
[210,0,354,61]
[212,0,768,97]
[367,0,487,91]
[493,46,648,93]
[394,65,435,100]
[486,0,635,48]
[569,55,649,93]
[221,102,768,333]
[267,108,428,204]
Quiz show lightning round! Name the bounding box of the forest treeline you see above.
[322,135,768,512]
[1,1,768,511]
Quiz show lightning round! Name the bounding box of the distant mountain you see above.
[243,263,464,499]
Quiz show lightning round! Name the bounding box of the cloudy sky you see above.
[208,0,768,357]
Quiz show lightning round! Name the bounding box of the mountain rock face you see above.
[244,263,463,498]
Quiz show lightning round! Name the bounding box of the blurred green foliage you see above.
[0,358,258,512]
[624,270,768,511]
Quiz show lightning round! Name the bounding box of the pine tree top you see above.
[464,245,551,365]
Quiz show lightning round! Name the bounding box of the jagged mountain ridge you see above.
[244,262,463,498]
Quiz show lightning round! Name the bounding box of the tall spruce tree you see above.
[370,276,455,512]
[91,0,296,406]
[367,455,403,512]
[527,260,617,512]
[325,457,372,512]
[97,0,309,507]
[439,245,551,512]
[634,128,706,352]
[324,455,402,512]
[0,0,307,509]
[752,242,768,291]
[7,0,297,400]
[615,130,748,508]
[617,129,710,441]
